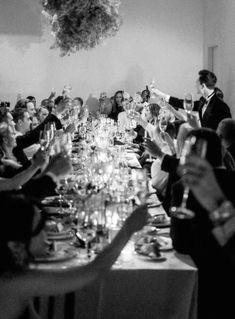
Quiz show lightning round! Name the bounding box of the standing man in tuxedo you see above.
[151,69,232,130]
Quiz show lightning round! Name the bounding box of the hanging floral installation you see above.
[41,0,122,56]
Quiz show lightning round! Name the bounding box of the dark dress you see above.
[170,168,235,319]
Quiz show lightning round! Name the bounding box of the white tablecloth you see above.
[34,242,197,319]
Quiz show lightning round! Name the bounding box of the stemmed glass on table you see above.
[170,136,207,219]
[55,178,69,215]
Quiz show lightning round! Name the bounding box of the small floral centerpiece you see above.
[41,0,122,56]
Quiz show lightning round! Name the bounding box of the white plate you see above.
[46,230,74,240]
[157,236,173,251]
[135,251,166,262]
[31,250,77,263]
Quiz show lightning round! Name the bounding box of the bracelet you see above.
[209,201,235,226]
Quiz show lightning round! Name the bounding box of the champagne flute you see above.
[39,129,48,151]
[55,179,69,214]
[184,93,194,114]
[149,79,156,98]
[170,137,207,219]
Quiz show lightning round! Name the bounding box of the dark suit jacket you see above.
[169,95,203,112]
[22,174,57,199]
[169,94,231,130]
[170,168,235,318]
[13,113,62,165]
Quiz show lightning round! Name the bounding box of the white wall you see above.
[0,0,203,107]
[203,0,235,116]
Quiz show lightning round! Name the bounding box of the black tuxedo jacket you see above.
[169,94,231,130]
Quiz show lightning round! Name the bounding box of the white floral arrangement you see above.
[41,0,122,56]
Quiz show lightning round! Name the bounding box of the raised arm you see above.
[2,205,148,297]
[0,149,47,191]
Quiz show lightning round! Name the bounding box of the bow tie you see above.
[199,97,207,107]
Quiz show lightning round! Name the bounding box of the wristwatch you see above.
[209,200,235,226]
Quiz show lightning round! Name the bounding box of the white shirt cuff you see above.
[165,94,170,103]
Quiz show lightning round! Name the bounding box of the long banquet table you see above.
[34,149,198,319]
[34,240,198,319]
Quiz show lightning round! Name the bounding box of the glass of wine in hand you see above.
[184,93,194,114]
[170,136,207,219]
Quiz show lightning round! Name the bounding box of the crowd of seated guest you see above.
[0,69,235,319]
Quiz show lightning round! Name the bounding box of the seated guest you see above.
[0,145,72,199]
[0,193,148,319]
[73,96,84,111]
[14,98,36,119]
[13,109,31,136]
[169,128,235,319]
[13,109,40,160]
[132,104,160,139]
[0,101,10,110]
[217,118,235,162]
[37,106,49,123]
[176,154,235,319]
[40,99,55,113]
[144,122,192,210]
[141,87,151,104]
[0,122,23,168]
[108,90,124,121]
[151,69,231,130]
[11,98,67,165]
[0,106,16,131]
[26,95,37,109]
[0,148,46,191]
[30,115,39,130]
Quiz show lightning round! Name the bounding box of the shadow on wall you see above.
[124,65,144,94]
[108,65,144,96]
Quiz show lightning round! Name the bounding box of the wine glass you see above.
[170,137,207,219]
[183,93,194,114]
[63,84,72,98]
[39,129,49,151]
[55,179,69,214]
[149,79,156,98]
[132,169,149,205]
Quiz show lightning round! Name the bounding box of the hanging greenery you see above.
[41,0,122,56]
